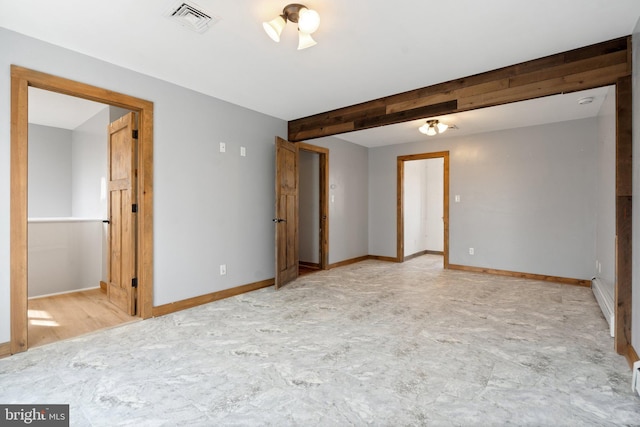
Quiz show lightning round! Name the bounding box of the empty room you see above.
[1,1,640,425]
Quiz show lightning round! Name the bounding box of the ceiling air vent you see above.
[166,1,218,34]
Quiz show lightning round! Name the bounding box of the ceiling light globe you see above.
[426,126,437,136]
[263,15,286,42]
[436,122,449,133]
[418,124,430,135]
[297,31,317,50]
[298,8,320,34]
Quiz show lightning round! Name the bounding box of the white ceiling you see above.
[28,87,108,130]
[5,0,638,144]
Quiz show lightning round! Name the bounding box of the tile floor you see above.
[1,256,638,426]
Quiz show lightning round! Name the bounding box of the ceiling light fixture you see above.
[263,3,320,50]
[419,120,449,136]
[577,96,594,105]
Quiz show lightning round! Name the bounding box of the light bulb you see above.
[298,8,320,34]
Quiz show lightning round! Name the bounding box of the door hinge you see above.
[132,278,138,288]
[132,129,139,139]
[132,204,138,213]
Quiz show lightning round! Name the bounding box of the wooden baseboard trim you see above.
[448,264,591,287]
[152,278,274,317]
[327,256,370,269]
[367,255,400,263]
[327,255,401,270]
[299,261,321,270]
[99,281,107,293]
[627,344,639,369]
[404,250,443,261]
[0,342,11,359]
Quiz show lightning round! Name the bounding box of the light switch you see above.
[455,195,461,203]
[219,142,226,153]
[240,146,246,157]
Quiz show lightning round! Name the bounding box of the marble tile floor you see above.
[1,255,639,426]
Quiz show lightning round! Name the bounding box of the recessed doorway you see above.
[10,65,154,354]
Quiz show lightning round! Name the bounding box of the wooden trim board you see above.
[288,37,631,141]
[152,279,274,317]
[0,342,10,359]
[615,75,633,356]
[10,65,154,355]
[448,264,591,287]
[327,256,371,270]
[404,250,444,261]
[299,261,321,269]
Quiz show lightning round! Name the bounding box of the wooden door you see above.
[274,137,299,289]
[107,113,137,315]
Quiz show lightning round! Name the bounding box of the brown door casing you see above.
[10,66,154,354]
[397,152,450,266]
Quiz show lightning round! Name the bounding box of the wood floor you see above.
[28,288,138,348]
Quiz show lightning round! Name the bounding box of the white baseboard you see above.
[591,278,614,337]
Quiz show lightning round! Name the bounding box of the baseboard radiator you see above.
[591,278,614,337]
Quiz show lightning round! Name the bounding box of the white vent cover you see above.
[166,1,218,33]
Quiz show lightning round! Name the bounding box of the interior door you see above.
[107,112,137,314]
[274,137,299,289]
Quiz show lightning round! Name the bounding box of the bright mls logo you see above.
[0,405,69,426]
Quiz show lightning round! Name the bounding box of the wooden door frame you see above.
[10,65,154,354]
[397,152,449,267]
[297,142,329,270]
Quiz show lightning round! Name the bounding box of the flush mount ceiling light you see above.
[263,3,320,50]
[419,120,450,136]
[577,96,595,105]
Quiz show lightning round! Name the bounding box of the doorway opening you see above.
[27,89,139,348]
[397,151,449,267]
[298,142,329,276]
[10,65,154,354]
[274,138,328,288]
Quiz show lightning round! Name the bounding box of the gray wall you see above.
[310,136,369,264]
[71,107,109,219]
[632,17,640,353]
[369,119,598,280]
[595,87,616,301]
[0,28,287,343]
[27,124,73,217]
[299,150,320,264]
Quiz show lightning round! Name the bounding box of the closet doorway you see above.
[397,151,450,266]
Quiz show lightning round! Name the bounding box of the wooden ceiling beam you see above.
[288,36,631,142]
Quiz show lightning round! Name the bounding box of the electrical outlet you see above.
[220,264,227,275]
[469,248,474,255]
[219,142,226,153]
